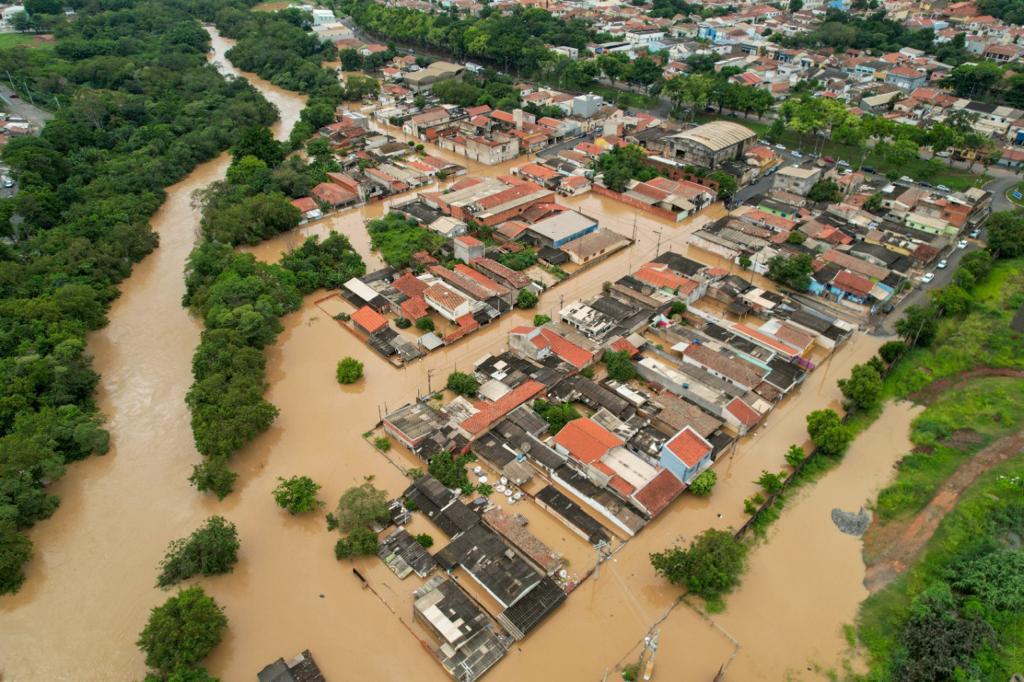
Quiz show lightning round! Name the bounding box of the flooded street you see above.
[0,31,920,682]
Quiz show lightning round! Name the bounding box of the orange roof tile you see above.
[554,418,623,464]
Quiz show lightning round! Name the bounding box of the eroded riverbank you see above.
[1,29,919,682]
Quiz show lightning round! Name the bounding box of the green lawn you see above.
[693,113,987,191]
[882,258,1024,399]
[874,378,1024,521]
[0,33,53,50]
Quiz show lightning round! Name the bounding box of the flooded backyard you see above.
[0,31,922,682]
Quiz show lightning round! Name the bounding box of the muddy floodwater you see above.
[0,32,922,682]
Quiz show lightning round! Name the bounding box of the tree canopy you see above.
[650,528,748,602]
[136,587,227,675]
[156,516,240,588]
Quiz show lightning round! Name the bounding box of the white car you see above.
[774,143,786,151]
[936,150,953,158]
[837,159,850,167]
[957,239,968,249]
[1,177,12,189]
[936,184,950,193]
[900,175,914,184]
[969,228,981,238]
[791,150,803,158]
[920,272,935,283]
[937,259,948,269]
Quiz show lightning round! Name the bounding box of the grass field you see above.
[874,378,1024,521]
[0,33,53,50]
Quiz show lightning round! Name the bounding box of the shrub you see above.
[395,317,411,329]
[336,357,364,384]
[516,289,538,309]
[333,480,389,533]
[373,436,391,452]
[602,349,637,381]
[415,316,435,332]
[414,533,434,548]
[477,483,493,496]
[428,451,475,493]
[688,470,717,496]
[784,444,806,468]
[806,409,852,458]
[878,340,906,364]
[533,399,581,435]
[272,476,323,515]
[838,363,883,411]
[533,314,551,326]
[189,457,237,500]
[755,470,786,494]
[670,300,687,317]
[156,517,240,588]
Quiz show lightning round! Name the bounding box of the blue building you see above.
[658,426,714,484]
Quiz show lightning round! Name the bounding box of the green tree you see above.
[446,371,480,396]
[807,178,842,203]
[784,444,806,468]
[532,399,581,435]
[336,357,364,384]
[231,126,284,167]
[332,480,389,533]
[650,528,748,602]
[864,193,884,213]
[602,349,637,381]
[415,316,435,332]
[414,533,434,548]
[689,469,717,496]
[334,527,378,559]
[0,521,32,595]
[156,516,240,588]
[766,253,814,291]
[806,409,851,458]
[516,289,539,309]
[755,470,786,494]
[136,587,227,675]
[930,284,973,316]
[533,313,551,325]
[985,210,1024,258]
[707,171,737,200]
[878,340,906,364]
[272,476,323,515]
[188,458,238,501]
[428,451,475,492]
[838,363,883,410]
[894,304,939,347]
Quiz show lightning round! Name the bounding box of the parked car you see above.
[881,303,895,314]
[822,156,835,163]
[899,175,914,184]
[936,184,951,193]
[936,150,953,158]
[2,177,13,188]
[774,143,786,151]
[920,272,935,283]
[863,166,877,174]
[791,150,803,158]
[957,239,969,249]
[937,259,948,269]
[837,159,850,167]
[969,228,981,238]
[919,181,933,188]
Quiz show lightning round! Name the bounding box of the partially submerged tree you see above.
[650,528,748,603]
[137,587,227,675]
[272,476,324,515]
[156,516,240,588]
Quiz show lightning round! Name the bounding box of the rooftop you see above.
[672,120,756,152]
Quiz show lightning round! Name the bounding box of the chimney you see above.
[513,108,524,130]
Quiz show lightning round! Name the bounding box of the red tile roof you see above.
[392,272,428,299]
[424,283,467,313]
[664,427,712,468]
[453,264,509,296]
[610,338,640,357]
[726,398,761,428]
[831,269,874,298]
[351,305,388,333]
[291,197,317,213]
[400,295,429,321]
[634,264,699,295]
[554,418,623,464]
[460,380,545,435]
[633,469,685,517]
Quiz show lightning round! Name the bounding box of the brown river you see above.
[0,29,920,681]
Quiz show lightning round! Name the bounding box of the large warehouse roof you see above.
[673,121,756,152]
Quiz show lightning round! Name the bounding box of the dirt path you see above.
[863,429,1024,593]
[908,368,1024,404]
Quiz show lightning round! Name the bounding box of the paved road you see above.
[0,83,53,129]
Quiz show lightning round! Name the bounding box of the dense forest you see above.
[0,0,278,594]
[179,6,366,499]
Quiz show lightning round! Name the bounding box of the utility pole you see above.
[426,368,436,394]
[654,229,663,256]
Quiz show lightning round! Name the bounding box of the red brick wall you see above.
[591,184,682,222]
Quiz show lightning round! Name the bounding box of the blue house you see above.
[659,426,714,484]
